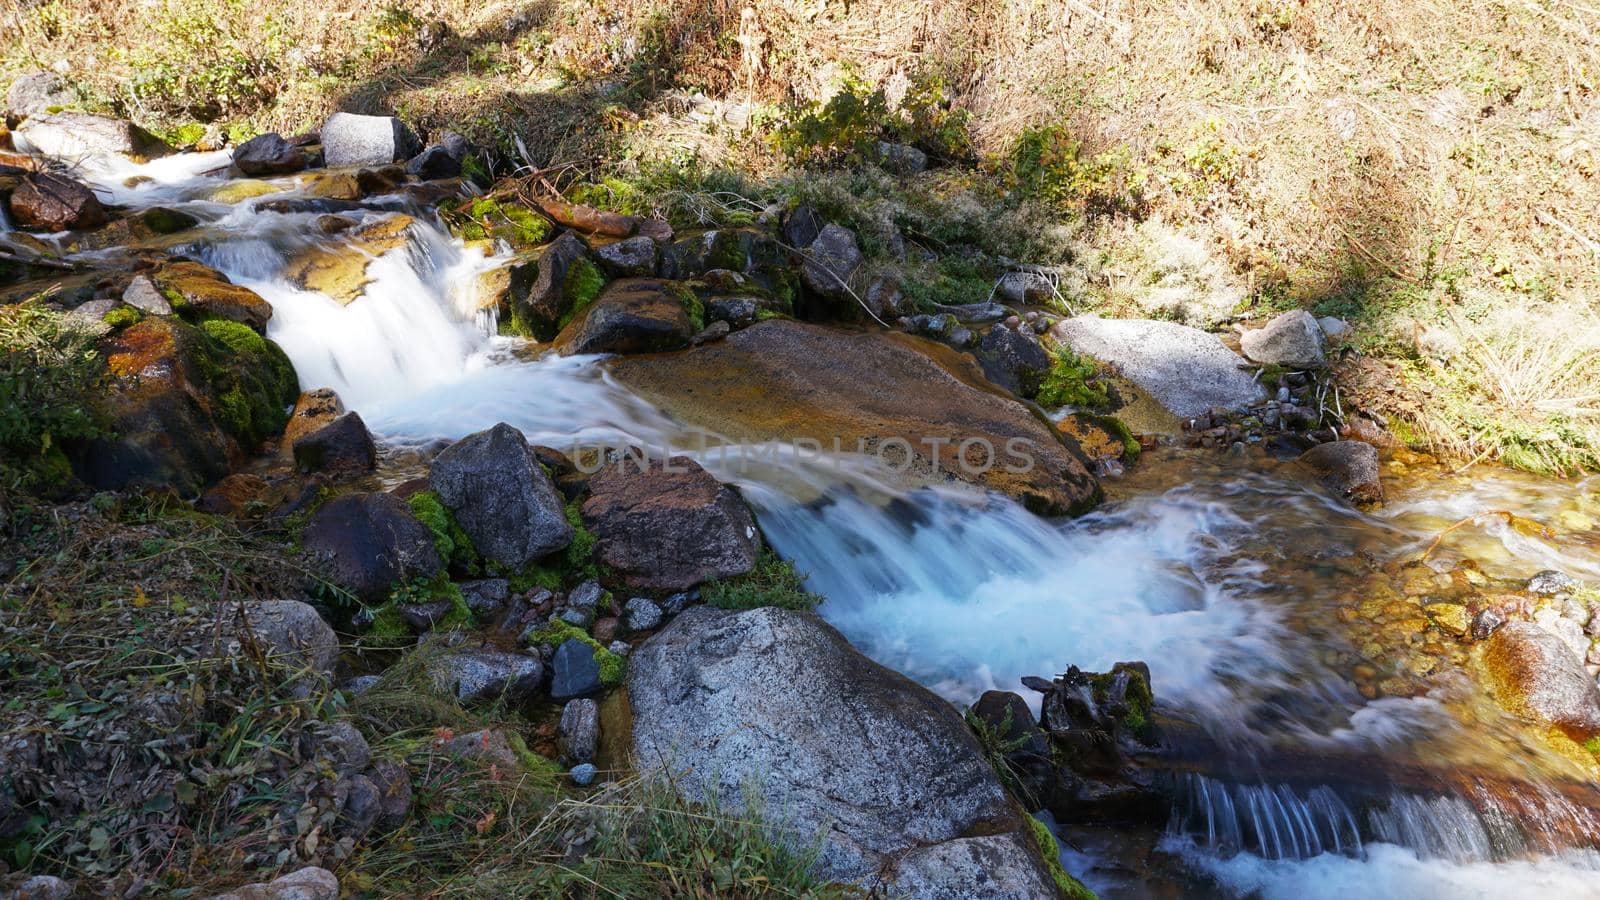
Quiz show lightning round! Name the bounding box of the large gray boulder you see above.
[629,606,1060,897]
[1240,309,1327,369]
[581,456,760,591]
[1482,621,1600,740]
[320,112,421,168]
[428,423,572,570]
[1051,316,1265,418]
[13,111,170,161]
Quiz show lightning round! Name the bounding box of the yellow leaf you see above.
[132,585,149,608]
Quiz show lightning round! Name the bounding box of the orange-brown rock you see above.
[149,260,274,331]
[606,320,1101,515]
[8,172,107,232]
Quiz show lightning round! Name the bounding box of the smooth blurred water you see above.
[68,150,1600,897]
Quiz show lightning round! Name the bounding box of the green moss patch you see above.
[453,197,551,250]
[525,619,624,685]
[556,257,606,330]
[1036,347,1111,411]
[703,548,824,612]
[102,305,143,330]
[195,318,298,449]
[1027,816,1097,900]
[408,490,480,573]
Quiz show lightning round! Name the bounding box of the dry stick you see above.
[772,236,890,328]
[1417,510,1514,561]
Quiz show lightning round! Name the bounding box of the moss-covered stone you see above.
[407,489,480,573]
[526,618,625,685]
[556,257,606,330]
[453,197,551,251]
[1026,816,1097,900]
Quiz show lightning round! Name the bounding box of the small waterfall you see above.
[1172,774,1600,866]
[1171,774,1363,861]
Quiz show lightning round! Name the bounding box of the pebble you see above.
[625,597,663,632]
[570,763,598,786]
[1528,570,1578,596]
[1472,607,1507,641]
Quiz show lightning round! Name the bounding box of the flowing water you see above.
[66,154,1600,898]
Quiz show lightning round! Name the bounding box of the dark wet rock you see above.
[977,321,1052,397]
[1529,570,1580,596]
[1482,621,1600,739]
[692,320,731,344]
[368,759,412,830]
[459,579,511,618]
[781,204,824,250]
[876,141,929,175]
[301,492,442,604]
[257,197,368,215]
[1052,316,1264,419]
[8,172,107,231]
[555,277,692,356]
[1298,440,1383,506]
[121,275,171,315]
[320,112,421,167]
[396,598,457,631]
[292,411,376,474]
[282,388,346,454]
[1241,310,1327,369]
[149,259,273,331]
[439,729,521,771]
[427,647,544,706]
[429,422,572,570]
[559,698,600,764]
[705,294,760,327]
[355,165,407,196]
[1025,663,1166,825]
[405,144,460,180]
[550,638,604,701]
[4,71,72,124]
[608,319,1101,515]
[209,867,338,900]
[507,231,591,340]
[630,606,1059,895]
[799,223,862,300]
[233,600,339,674]
[233,133,307,176]
[13,111,170,161]
[593,235,659,277]
[582,456,761,591]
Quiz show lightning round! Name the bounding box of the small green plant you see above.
[0,302,108,493]
[1035,347,1111,410]
[893,71,973,161]
[1003,125,1141,215]
[703,549,824,612]
[449,197,551,250]
[124,0,284,120]
[774,76,892,165]
[902,255,996,311]
[561,500,604,579]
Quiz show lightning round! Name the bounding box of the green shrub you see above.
[703,549,824,612]
[123,0,284,120]
[1035,347,1111,410]
[774,76,892,165]
[903,255,996,311]
[0,303,108,492]
[1002,125,1141,215]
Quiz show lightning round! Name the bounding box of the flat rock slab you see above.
[629,606,1058,896]
[1051,316,1265,419]
[607,319,1100,515]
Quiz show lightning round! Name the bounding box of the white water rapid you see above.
[75,153,1600,899]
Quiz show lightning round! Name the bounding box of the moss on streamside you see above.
[407,490,479,574]
[1027,816,1098,900]
[556,257,606,330]
[525,618,625,686]
[194,318,298,449]
[452,196,551,250]
[1036,346,1111,411]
